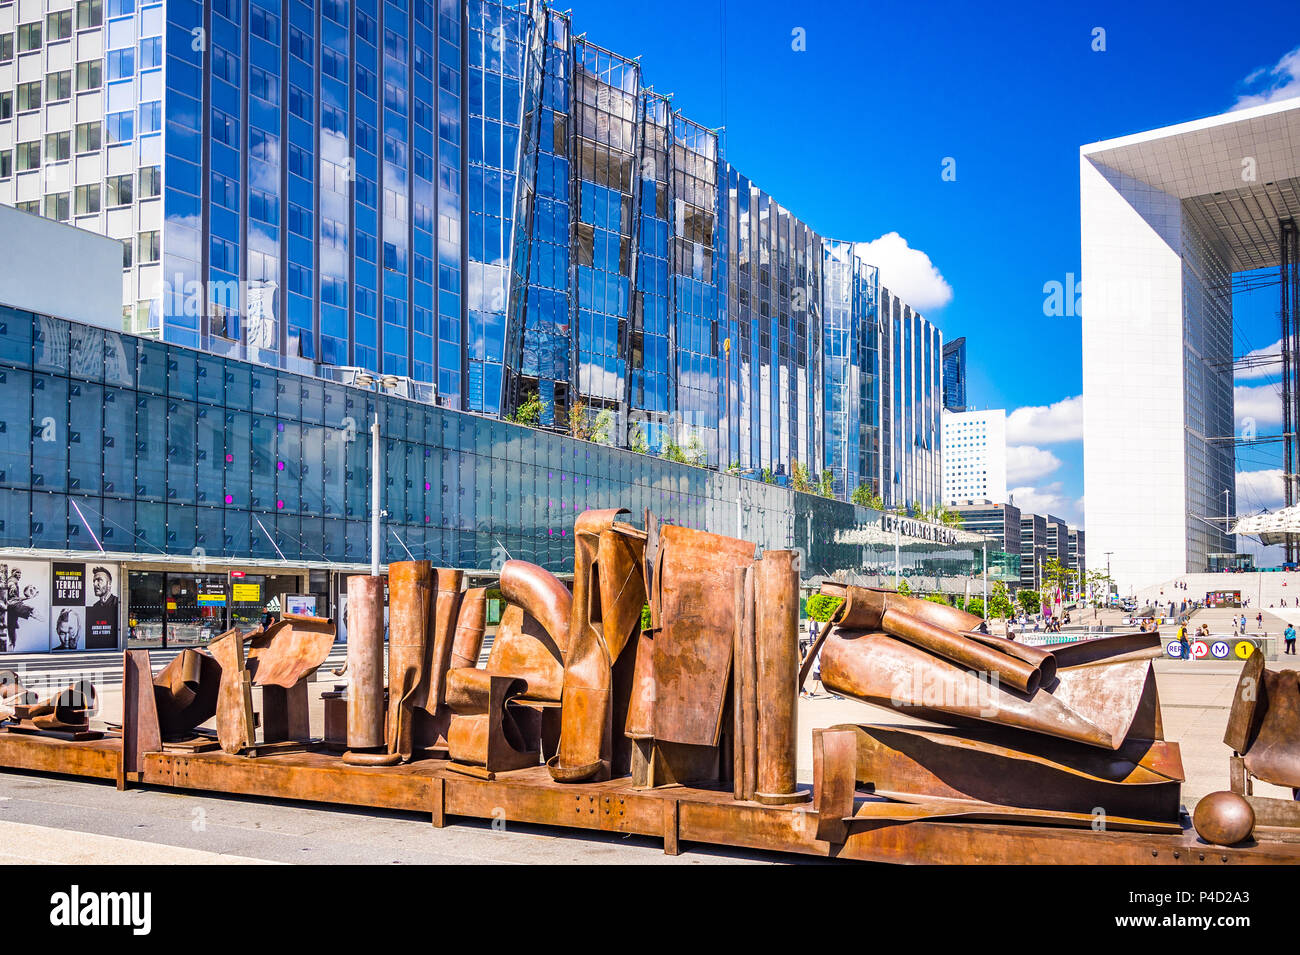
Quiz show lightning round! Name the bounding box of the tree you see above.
[684,430,707,466]
[939,507,964,528]
[850,483,883,509]
[988,580,1014,619]
[818,471,835,498]
[1017,589,1042,615]
[628,421,648,454]
[965,596,985,619]
[507,390,545,427]
[925,592,950,605]
[662,439,689,464]
[805,594,843,622]
[896,578,912,596]
[790,459,813,493]
[1043,557,1071,608]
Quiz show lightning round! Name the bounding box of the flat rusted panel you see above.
[652,525,755,746]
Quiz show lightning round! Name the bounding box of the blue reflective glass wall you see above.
[0,309,985,578]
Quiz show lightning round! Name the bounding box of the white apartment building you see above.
[942,408,1007,506]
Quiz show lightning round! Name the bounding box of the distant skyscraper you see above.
[942,336,966,412]
[942,408,1007,506]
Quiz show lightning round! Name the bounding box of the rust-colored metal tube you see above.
[385,560,433,761]
[343,575,391,764]
[962,630,1058,686]
[499,560,573,657]
[829,585,984,634]
[752,550,807,805]
[450,587,488,670]
[881,609,1041,695]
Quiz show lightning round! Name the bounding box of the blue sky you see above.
[563,0,1300,528]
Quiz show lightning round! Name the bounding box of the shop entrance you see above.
[126,570,306,649]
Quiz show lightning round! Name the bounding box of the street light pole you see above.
[370,413,381,578]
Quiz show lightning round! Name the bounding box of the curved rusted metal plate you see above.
[246,614,336,688]
[1241,668,1300,788]
[820,629,1155,750]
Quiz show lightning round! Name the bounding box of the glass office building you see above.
[942,336,965,413]
[0,0,943,510]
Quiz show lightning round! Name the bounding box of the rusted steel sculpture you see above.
[1223,650,1300,828]
[443,565,569,776]
[6,679,99,739]
[632,524,755,789]
[150,648,221,740]
[0,669,36,718]
[549,508,647,782]
[210,613,336,754]
[385,560,437,761]
[818,587,1163,750]
[343,575,398,766]
[813,583,1181,834]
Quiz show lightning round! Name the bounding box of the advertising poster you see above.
[50,562,121,651]
[284,594,317,616]
[0,560,52,653]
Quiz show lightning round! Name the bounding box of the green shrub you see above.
[805,594,843,622]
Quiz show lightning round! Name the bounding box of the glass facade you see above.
[0,308,989,588]
[0,0,946,511]
[942,336,965,413]
[879,285,942,510]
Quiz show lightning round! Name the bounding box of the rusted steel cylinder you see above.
[344,575,386,751]
[832,586,984,634]
[752,550,808,805]
[450,587,488,669]
[385,560,434,760]
[881,609,1042,695]
[963,630,1058,685]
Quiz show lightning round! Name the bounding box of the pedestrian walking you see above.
[1178,624,1191,663]
[1287,623,1297,656]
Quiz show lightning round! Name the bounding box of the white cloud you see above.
[1235,339,1282,381]
[854,233,953,312]
[1006,395,1083,446]
[1236,468,1286,512]
[1233,46,1300,110]
[1008,481,1084,527]
[1006,445,1062,484]
[1235,382,1283,431]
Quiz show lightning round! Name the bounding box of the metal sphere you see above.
[1193,791,1255,846]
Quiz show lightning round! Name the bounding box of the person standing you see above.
[1179,624,1191,663]
[1286,622,1297,656]
[1240,613,1248,635]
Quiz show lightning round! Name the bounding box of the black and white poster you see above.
[0,561,120,653]
[82,564,121,649]
[0,560,50,653]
